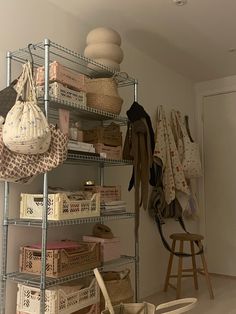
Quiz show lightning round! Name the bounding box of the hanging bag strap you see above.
[93,268,115,314]
[156,298,197,314]
[154,213,203,257]
[184,115,194,143]
[16,61,37,102]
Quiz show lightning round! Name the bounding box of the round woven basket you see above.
[86,78,119,96]
[86,93,123,115]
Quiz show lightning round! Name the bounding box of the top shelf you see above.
[10,39,136,87]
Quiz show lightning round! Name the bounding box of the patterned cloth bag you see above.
[2,62,51,155]
[0,124,68,183]
[154,106,190,211]
[171,110,202,179]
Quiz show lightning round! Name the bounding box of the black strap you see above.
[154,213,203,257]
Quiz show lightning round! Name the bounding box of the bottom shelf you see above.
[6,255,136,288]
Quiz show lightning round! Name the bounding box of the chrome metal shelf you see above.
[66,152,133,166]
[7,213,135,228]
[10,40,136,87]
[39,97,128,125]
[6,255,136,288]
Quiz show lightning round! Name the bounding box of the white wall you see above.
[0,1,198,312]
[195,75,236,243]
[105,40,198,299]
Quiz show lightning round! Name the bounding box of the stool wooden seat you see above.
[164,233,214,300]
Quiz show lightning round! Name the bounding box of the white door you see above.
[203,92,236,276]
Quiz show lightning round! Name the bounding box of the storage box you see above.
[19,241,101,278]
[84,186,121,203]
[36,61,86,92]
[68,141,95,153]
[83,236,121,262]
[16,277,99,314]
[83,123,122,147]
[93,144,122,160]
[36,81,87,106]
[20,192,100,220]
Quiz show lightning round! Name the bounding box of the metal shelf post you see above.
[0,51,11,314]
[134,79,140,302]
[40,38,50,314]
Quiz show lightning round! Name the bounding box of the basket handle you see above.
[112,71,129,83]
[156,298,197,314]
[93,268,115,314]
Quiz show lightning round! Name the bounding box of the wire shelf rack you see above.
[38,97,128,125]
[10,40,136,87]
[7,213,135,228]
[6,255,136,288]
[66,152,133,166]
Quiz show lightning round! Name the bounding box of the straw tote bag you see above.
[171,110,202,179]
[94,268,197,314]
[3,62,51,155]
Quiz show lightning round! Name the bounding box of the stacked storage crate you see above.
[17,190,102,313]
[83,123,122,159]
[36,61,87,107]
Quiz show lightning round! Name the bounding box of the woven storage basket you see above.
[86,93,123,115]
[86,77,118,96]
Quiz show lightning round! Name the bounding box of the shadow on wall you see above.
[124,29,216,82]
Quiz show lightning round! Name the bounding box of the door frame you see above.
[195,76,236,251]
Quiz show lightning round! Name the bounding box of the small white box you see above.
[83,235,121,262]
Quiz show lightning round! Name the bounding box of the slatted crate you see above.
[16,277,99,314]
[36,61,87,92]
[36,82,87,106]
[20,192,100,220]
[84,186,121,203]
[19,241,101,278]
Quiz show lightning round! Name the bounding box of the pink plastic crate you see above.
[36,61,86,92]
[83,235,121,262]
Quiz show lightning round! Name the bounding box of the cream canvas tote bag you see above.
[3,62,51,154]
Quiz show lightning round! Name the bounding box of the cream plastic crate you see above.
[17,304,100,314]
[20,192,100,220]
[16,277,99,314]
[36,82,87,107]
[36,61,86,92]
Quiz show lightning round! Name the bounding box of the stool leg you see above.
[164,240,176,292]
[176,240,184,299]
[199,241,214,299]
[190,241,198,290]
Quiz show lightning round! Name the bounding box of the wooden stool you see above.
[164,233,214,300]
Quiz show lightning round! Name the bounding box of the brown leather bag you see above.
[0,79,18,118]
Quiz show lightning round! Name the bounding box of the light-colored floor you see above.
[145,275,236,313]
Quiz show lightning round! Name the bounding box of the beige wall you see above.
[0,1,197,312]
[195,75,236,259]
